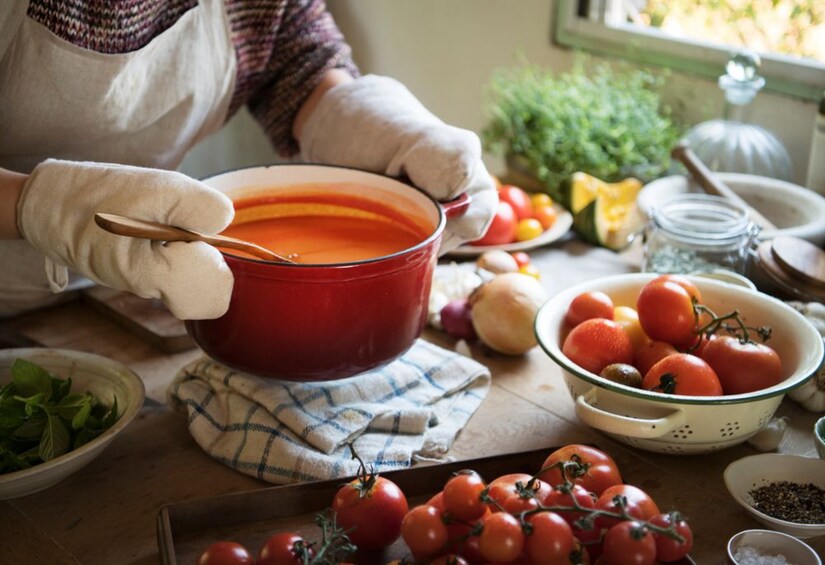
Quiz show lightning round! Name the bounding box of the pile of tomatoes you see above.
[470,184,557,246]
[561,274,783,396]
[196,444,693,565]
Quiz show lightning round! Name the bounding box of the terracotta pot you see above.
[186,164,468,381]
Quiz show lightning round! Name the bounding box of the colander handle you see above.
[575,388,686,439]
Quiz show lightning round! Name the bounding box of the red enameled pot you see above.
[186,164,468,381]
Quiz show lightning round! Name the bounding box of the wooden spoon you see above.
[94,212,295,264]
[671,144,778,232]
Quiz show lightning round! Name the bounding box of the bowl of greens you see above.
[0,348,144,499]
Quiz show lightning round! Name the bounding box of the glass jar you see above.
[642,194,760,276]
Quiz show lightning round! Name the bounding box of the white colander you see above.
[535,273,824,455]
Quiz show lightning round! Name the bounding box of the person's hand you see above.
[17,159,234,320]
[297,75,497,253]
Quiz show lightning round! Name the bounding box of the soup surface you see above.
[220,195,430,264]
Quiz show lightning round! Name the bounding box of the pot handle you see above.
[575,387,687,439]
[440,192,471,219]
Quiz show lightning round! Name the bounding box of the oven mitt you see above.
[17,159,235,320]
[168,339,492,484]
[297,74,498,253]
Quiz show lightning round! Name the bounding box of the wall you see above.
[180,0,819,186]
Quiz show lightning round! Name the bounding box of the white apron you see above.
[0,0,237,316]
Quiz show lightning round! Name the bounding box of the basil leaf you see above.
[101,396,119,428]
[39,412,70,462]
[0,397,26,431]
[11,359,53,400]
[71,400,92,431]
[14,393,46,417]
[0,381,16,400]
[51,377,72,403]
[73,428,102,450]
[12,414,47,441]
[55,393,92,420]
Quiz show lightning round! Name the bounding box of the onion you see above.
[469,273,547,355]
[476,250,519,275]
[439,298,477,341]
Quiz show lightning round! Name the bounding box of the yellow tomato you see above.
[613,305,649,351]
[530,193,553,209]
[515,218,544,241]
[519,264,541,279]
[533,204,558,229]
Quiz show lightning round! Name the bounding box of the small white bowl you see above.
[728,529,822,565]
[723,454,825,539]
[0,348,145,499]
[638,173,825,246]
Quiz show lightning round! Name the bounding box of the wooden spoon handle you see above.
[94,213,294,264]
[671,144,777,232]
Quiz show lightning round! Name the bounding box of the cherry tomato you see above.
[486,473,534,509]
[649,512,693,562]
[516,217,544,241]
[637,279,698,347]
[700,335,783,395]
[530,192,554,209]
[634,340,679,377]
[538,444,622,496]
[596,484,660,528]
[443,470,487,521]
[523,511,575,564]
[533,204,558,229]
[197,542,254,565]
[511,251,531,268]
[565,291,615,328]
[332,473,409,550]
[542,483,597,526]
[487,473,552,514]
[601,521,657,565]
[478,512,525,563]
[562,318,634,375]
[257,533,311,565]
[642,353,723,396]
[498,184,534,220]
[613,306,648,352]
[471,200,518,246]
[401,504,449,559]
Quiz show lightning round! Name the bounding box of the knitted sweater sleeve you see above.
[225,0,360,157]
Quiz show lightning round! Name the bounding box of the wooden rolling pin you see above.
[671,144,777,232]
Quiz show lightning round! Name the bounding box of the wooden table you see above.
[0,239,822,564]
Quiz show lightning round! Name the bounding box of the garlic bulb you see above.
[786,301,825,412]
[746,417,788,451]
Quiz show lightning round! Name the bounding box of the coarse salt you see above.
[733,545,796,565]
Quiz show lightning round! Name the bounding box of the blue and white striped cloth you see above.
[167,340,491,484]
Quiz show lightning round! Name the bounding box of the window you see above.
[554,0,825,101]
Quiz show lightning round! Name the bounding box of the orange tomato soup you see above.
[220,194,430,264]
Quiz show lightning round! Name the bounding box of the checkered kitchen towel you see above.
[167,340,491,484]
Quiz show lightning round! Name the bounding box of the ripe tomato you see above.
[542,483,597,526]
[651,274,702,304]
[332,473,409,550]
[533,204,558,229]
[649,512,693,562]
[642,353,723,396]
[516,217,544,241]
[634,340,679,376]
[487,473,552,513]
[530,192,553,210]
[257,533,310,565]
[400,504,449,559]
[565,291,615,328]
[700,335,783,395]
[470,200,518,246]
[613,305,649,352]
[538,444,622,496]
[442,470,487,521]
[601,521,657,565]
[498,184,534,220]
[596,484,660,528]
[523,511,575,565]
[478,512,525,563]
[562,318,634,375]
[197,542,254,565]
[637,279,698,347]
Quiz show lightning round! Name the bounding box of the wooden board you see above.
[157,448,695,565]
[80,286,195,353]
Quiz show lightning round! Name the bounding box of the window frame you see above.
[554,0,825,102]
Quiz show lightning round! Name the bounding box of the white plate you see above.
[723,454,825,539]
[448,204,573,257]
[0,349,145,499]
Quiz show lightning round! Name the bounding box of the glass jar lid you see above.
[652,194,754,247]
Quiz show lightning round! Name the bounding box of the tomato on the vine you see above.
[332,472,409,550]
[652,274,702,304]
[642,353,723,396]
[634,340,679,377]
[542,483,597,526]
[400,504,449,559]
[700,335,783,395]
[562,318,634,376]
[442,470,487,521]
[595,484,660,528]
[601,521,657,565]
[538,444,622,496]
[523,511,575,565]
[637,278,698,347]
[565,291,615,328]
[257,533,311,565]
[649,512,694,562]
[477,511,525,563]
[197,542,254,565]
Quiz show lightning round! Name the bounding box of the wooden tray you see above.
[156,448,695,564]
